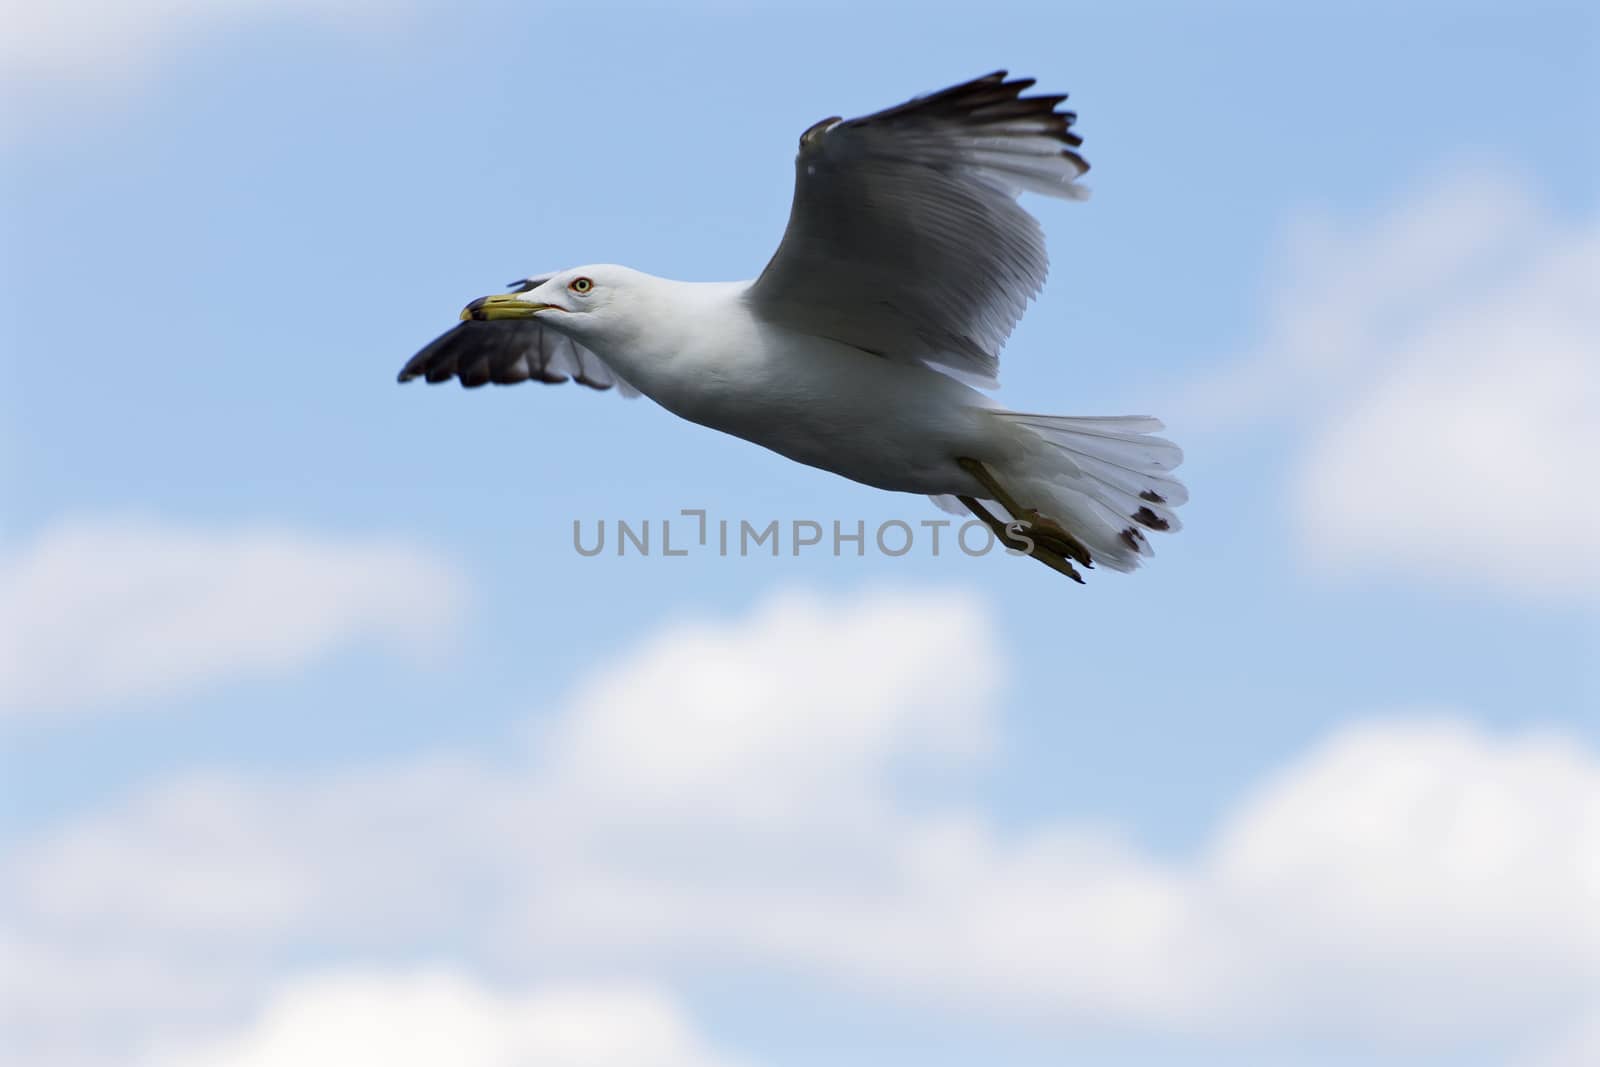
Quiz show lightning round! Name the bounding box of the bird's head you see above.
[460,264,638,341]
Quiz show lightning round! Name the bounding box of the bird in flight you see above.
[398,71,1185,582]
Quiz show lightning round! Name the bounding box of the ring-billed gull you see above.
[398,71,1185,582]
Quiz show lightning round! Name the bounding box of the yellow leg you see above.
[957,458,1094,569]
[957,495,1085,583]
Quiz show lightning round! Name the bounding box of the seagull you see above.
[398,71,1185,582]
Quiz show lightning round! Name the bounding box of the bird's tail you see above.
[987,412,1187,573]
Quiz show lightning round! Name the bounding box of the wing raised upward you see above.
[745,71,1089,388]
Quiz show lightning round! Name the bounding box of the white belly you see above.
[639,323,1000,495]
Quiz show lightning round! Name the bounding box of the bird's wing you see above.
[397,275,638,394]
[744,71,1089,389]
[396,319,638,394]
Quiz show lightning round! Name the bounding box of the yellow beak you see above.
[460,293,554,321]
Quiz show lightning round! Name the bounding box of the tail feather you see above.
[994,412,1188,573]
[1004,414,1185,475]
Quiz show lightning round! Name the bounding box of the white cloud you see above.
[1194,169,1600,600]
[0,516,466,718]
[543,587,995,828]
[142,971,743,1067]
[1520,1010,1600,1067]
[3,588,1596,1065]
[0,0,409,96]
[1208,715,1600,1041]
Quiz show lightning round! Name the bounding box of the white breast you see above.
[588,281,999,493]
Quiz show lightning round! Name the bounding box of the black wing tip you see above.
[941,69,1063,102]
[956,70,1010,88]
[396,352,434,383]
[811,71,1086,167]
[861,70,1084,151]
[395,319,623,393]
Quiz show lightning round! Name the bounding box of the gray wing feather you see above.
[396,318,639,396]
[745,71,1089,388]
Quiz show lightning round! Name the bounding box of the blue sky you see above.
[2,3,1596,1067]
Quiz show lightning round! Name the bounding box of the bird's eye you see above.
[569,277,594,294]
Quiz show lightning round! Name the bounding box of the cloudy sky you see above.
[2,2,1596,1065]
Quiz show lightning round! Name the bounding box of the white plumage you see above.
[399,72,1186,582]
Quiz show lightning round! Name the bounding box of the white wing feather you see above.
[746,71,1089,388]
